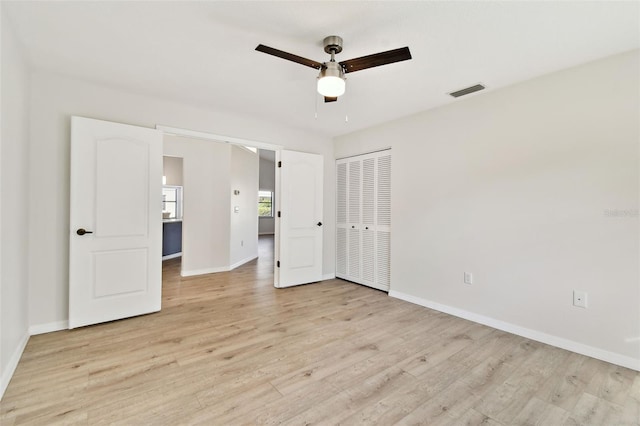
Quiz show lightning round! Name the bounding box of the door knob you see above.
[76,228,94,236]
[317,222,323,227]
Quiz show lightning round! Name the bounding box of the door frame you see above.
[156,126,284,152]
[156,125,285,284]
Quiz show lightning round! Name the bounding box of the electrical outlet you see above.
[464,272,473,285]
[573,290,587,308]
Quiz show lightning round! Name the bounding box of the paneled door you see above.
[275,150,324,287]
[69,117,163,328]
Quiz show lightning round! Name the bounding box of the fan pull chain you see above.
[314,84,319,119]
[344,85,349,123]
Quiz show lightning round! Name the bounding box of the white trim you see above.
[335,147,392,161]
[29,320,69,335]
[335,274,389,292]
[181,266,229,277]
[229,255,258,271]
[181,255,258,277]
[363,282,390,292]
[322,273,336,281]
[156,125,284,152]
[162,252,182,261]
[0,332,29,400]
[389,290,640,372]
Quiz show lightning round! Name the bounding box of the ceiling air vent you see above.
[448,83,485,98]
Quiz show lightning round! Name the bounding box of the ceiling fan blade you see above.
[255,44,323,70]
[324,96,338,103]
[339,47,412,74]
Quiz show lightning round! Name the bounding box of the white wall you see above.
[27,71,335,329]
[163,156,183,186]
[1,10,31,398]
[230,145,259,267]
[335,50,640,369]
[259,152,276,235]
[164,135,231,275]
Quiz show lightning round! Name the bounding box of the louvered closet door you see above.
[335,150,391,291]
[347,159,361,280]
[360,156,376,287]
[336,162,348,277]
[376,153,391,290]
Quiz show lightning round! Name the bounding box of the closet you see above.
[336,150,391,291]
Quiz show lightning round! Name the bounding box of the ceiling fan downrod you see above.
[324,35,343,66]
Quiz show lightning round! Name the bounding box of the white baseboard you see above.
[29,320,68,335]
[0,332,29,400]
[322,273,336,281]
[181,254,258,277]
[389,290,640,372]
[229,255,258,270]
[162,252,182,261]
[181,266,229,277]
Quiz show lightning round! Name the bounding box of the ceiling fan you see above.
[256,36,412,103]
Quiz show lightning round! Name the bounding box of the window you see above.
[258,190,273,217]
[162,186,183,219]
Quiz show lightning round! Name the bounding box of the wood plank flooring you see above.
[1,236,639,425]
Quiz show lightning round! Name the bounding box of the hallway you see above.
[162,234,274,292]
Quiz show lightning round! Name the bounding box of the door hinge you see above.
[277,260,280,268]
[278,161,282,168]
[277,211,281,217]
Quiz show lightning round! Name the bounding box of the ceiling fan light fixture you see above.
[317,62,345,97]
[317,76,345,97]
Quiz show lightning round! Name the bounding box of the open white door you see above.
[275,150,324,288]
[69,117,162,329]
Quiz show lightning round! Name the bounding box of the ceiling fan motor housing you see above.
[323,35,343,54]
[319,61,345,80]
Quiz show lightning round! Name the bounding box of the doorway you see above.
[258,149,276,237]
[163,134,263,277]
[157,125,324,289]
[162,156,184,262]
[257,148,275,276]
[69,118,324,330]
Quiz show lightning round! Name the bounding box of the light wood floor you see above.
[2,236,639,425]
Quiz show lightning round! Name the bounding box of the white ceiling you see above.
[4,1,639,138]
